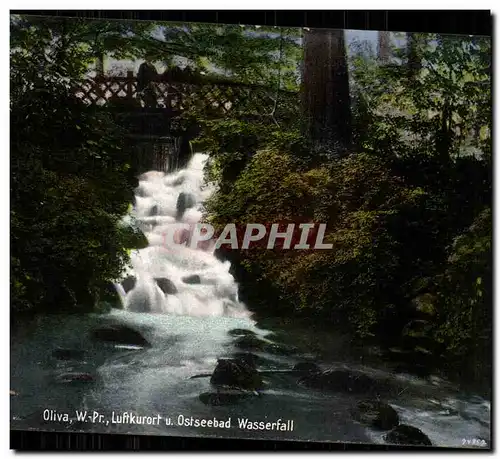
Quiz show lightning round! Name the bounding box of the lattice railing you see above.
[73,71,298,118]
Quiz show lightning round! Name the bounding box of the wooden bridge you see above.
[74,69,298,172]
[75,70,297,116]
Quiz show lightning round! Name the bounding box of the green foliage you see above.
[11,16,141,314]
[11,15,156,72]
[206,32,491,383]
[119,217,149,250]
[207,151,427,333]
[148,23,303,90]
[433,208,491,369]
[349,33,491,161]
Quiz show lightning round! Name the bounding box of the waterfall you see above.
[118,153,251,319]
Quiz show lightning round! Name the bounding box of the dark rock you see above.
[172,176,185,186]
[182,274,201,285]
[232,353,259,369]
[232,352,277,368]
[56,372,95,384]
[264,342,298,356]
[234,334,266,351]
[233,334,297,356]
[176,192,196,220]
[92,324,150,347]
[155,277,178,295]
[213,247,229,263]
[121,276,137,294]
[293,362,321,374]
[384,424,432,446]
[298,369,377,394]
[228,328,257,337]
[149,205,159,216]
[351,400,399,431]
[199,391,256,406]
[52,348,86,361]
[135,185,147,198]
[210,358,263,391]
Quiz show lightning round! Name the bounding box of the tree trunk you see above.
[96,52,105,77]
[378,31,390,63]
[301,28,352,154]
[407,33,422,79]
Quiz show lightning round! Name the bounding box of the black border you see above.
[10,9,493,452]
[11,429,474,451]
[10,9,492,35]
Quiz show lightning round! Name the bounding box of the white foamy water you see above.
[119,153,250,319]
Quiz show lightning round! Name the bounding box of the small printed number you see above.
[462,438,487,447]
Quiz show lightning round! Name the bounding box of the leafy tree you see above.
[143,23,303,90]
[433,207,491,378]
[10,15,144,314]
[205,30,491,383]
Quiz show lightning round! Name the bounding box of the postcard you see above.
[10,14,491,449]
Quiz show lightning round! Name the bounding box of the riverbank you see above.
[10,309,491,448]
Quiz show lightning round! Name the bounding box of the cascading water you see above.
[118,153,250,319]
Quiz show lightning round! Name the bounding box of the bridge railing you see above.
[73,71,299,118]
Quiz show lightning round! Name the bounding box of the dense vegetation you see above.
[201,32,492,383]
[10,17,148,315]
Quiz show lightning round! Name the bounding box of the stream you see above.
[10,154,491,448]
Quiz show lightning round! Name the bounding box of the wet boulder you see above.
[92,324,150,347]
[172,176,185,186]
[234,334,267,351]
[293,362,321,375]
[351,400,399,431]
[233,334,297,356]
[182,274,201,285]
[55,372,95,384]
[264,342,298,356]
[384,424,432,446]
[52,348,86,361]
[298,369,377,394]
[155,278,178,295]
[121,276,137,294]
[213,247,229,263]
[135,184,148,198]
[231,352,260,368]
[149,204,159,216]
[199,391,256,406]
[176,192,196,220]
[228,328,258,337]
[210,358,263,391]
[231,352,279,368]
